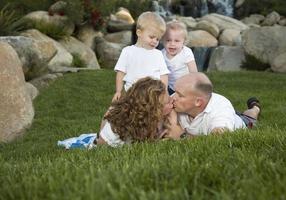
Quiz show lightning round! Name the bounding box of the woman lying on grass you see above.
[97,77,173,147]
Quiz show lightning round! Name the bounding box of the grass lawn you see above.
[1,69,286,199]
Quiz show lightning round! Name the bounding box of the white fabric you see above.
[162,46,195,90]
[178,93,246,135]
[99,121,125,147]
[115,45,169,91]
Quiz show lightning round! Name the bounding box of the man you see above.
[166,72,261,139]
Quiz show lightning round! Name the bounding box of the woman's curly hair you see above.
[105,77,166,142]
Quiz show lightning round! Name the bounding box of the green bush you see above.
[0,0,54,18]
[93,0,152,20]
[235,0,286,18]
[0,4,25,36]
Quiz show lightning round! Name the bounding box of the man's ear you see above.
[195,97,203,107]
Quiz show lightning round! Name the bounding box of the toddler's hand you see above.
[112,92,121,102]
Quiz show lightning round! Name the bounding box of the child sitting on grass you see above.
[161,20,198,95]
[112,11,170,102]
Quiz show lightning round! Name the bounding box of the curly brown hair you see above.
[105,77,166,142]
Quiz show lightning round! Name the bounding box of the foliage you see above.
[71,53,87,68]
[235,0,286,18]
[93,0,152,20]
[1,70,286,199]
[0,4,26,36]
[51,0,85,25]
[241,54,270,71]
[0,0,54,18]
[28,20,70,40]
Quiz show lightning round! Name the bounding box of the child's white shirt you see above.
[162,46,195,90]
[115,45,169,91]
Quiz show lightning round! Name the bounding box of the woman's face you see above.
[161,93,173,115]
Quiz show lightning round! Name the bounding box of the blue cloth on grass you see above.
[57,133,97,149]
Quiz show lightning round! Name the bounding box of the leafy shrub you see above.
[0,4,25,36]
[0,0,54,18]
[235,0,286,19]
[71,53,87,68]
[19,19,70,40]
[241,54,270,71]
[93,0,151,19]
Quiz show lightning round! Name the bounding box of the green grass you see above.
[1,70,286,199]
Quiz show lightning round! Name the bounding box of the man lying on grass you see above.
[164,72,261,139]
[97,77,173,147]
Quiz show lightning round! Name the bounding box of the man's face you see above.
[172,81,197,114]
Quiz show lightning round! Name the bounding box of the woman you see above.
[97,77,173,147]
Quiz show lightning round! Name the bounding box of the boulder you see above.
[25,82,39,100]
[76,24,103,50]
[242,26,286,64]
[195,20,220,38]
[271,52,286,73]
[59,36,100,69]
[23,11,75,36]
[208,46,245,71]
[278,18,286,26]
[0,42,34,142]
[104,31,132,46]
[241,14,265,25]
[219,29,241,46]
[201,13,249,32]
[177,16,197,30]
[112,8,135,24]
[107,20,134,33]
[187,30,218,47]
[21,29,73,70]
[261,11,280,26]
[95,37,124,68]
[0,36,56,80]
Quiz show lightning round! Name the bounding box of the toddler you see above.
[162,20,198,95]
[112,11,170,101]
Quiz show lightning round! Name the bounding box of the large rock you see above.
[271,52,286,73]
[0,42,34,142]
[195,20,220,38]
[104,31,132,46]
[107,20,134,33]
[23,11,75,36]
[59,36,100,69]
[242,26,286,64]
[187,30,218,47]
[219,29,241,46]
[177,16,197,30]
[76,24,103,50]
[241,14,265,25]
[261,11,280,26]
[21,29,73,70]
[201,13,249,32]
[95,37,124,68]
[0,36,56,80]
[208,46,245,71]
